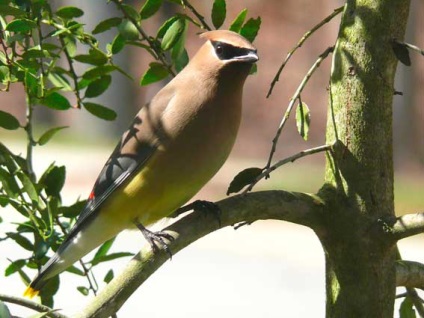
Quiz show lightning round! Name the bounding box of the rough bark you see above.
[319,0,411,317]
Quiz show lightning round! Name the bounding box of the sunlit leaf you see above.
[240,17,261,42]
[399,296,416,318]
[38,126,68,145]
[229,9,247,33]
[140,0,163,20]
[111,33,126,55]
[295,101,311,141]
[118,19,139,41]
[77,286,89,296]
[90,252,133,265]
[104,269,114,283]
[93,237,115,261]
[5,259,26,276]
[161,17,185,51]
[92,17,122,34]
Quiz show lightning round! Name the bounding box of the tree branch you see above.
[75,190,324,318]
[0,294,68,318]
[265,46,334,170]
[391,212,424,241]
[267,6,343,98]
[393,39,424,57]
[396,260,424,290]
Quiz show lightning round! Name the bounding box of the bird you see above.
[24,29,258,298]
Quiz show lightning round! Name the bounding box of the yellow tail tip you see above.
[23,286,39,298]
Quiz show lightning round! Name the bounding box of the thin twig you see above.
[112,0,176,77]
[391,212,424,241]
[243,144,333,193]
[0,30,12,91]
[394,39,424,56]
[0,293,69,318]
[267,6,343,98]
[181,0,212,31]
[265,46,334,170]
[58,36,82,109]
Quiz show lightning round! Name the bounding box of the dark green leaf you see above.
[59,200,86,218]
[38,126,68,145]
[161,18,185,51]
[5,259,26,276]
[93,237,115,261]
[34,239,49,260]
[0,168,20,198]
[66,265,85,276]
[5,19,36,32]
[85,75,112,98]
[118,19,139,41]
[111,33,126,55]
[62,36,76,57]
[104,269,114,283]
[140,62,169,86]
[140,0,163,20]
[0,5,26,17]
[40,92,72,110]
[74,49,108,66]
[211,0,226,29]
[82,65,117,80]
[173,48,188,73]
[249,63,257,75]
[156,16,179,39]
[0,110,20,130]
[56,6,84,19]
[17,171,39,203]
[6,232,33,251]
[0,194,10,207]
[22,49,51,59]
[17,266,30,285]
[42,165,66,197]
[24,71,38,97]
[77,286,89,296]
[83,102,117,121]
[399,296,416,318]
[40,275,59,306]
[92,17,122,34]
[295,101,311,141]
[0,65,10,83]
[227,167,263,195]
[90,252,133,266]
[392,41,411,66]
[229,8,247,33]
[240,17,261,42]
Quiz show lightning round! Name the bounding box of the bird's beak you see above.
[235,50,259,63]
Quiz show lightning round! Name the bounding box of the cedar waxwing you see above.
[24,30,258,297]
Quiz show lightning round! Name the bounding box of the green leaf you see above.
[74,48,108,66]
[56,6,84,19]
[82,65,117,80]
[93,237,115,261]
[118,19,139,41]
[66,265,85,276]
[62,36,77,57]
[0,194,10,207]
[6,232,33,251]
[40,92,71,110]
[85,75,112,98]
[5,19,36,32]
[104,269,114,283]
[17,171,39,203]
[40,275,59,306]
[121,4,141,21]
[0,110,20,130]
[229,8,247,33]
[157,16,179,39]
[173,48,188,73]
[83,102,117,121]
[90,252,133,266]
[111,33,126,55]
[38,126,68,145]
[400,296,416,318]
[211,0,226,29]
[0,300,11,318]
[0,168,20,198]
[227,167,263,195]
[77,286,89,296]
[140,0,163,20]
[0,5,26,17]
[0,65,10,83]
[42,165,66,197]
[240,17,261,42]
[5,259,26,276]
[92,17,122,34]
[296,101,311,141]
[48,72,72,91]
[59,200,86,218]
[392,41,411,67]
[161,18,185,51]
[28,311,54,318]
[140,62,169,86]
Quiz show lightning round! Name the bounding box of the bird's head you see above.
[189,30,258,82]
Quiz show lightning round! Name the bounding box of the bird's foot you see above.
[173,200,221,227]
[134,221,175,258]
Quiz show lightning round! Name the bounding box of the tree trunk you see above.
[319,0,410,317]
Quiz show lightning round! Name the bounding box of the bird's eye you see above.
[215,45,223,54]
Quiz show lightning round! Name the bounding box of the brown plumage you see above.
[24,30,258,297]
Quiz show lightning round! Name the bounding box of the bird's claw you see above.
[135,222,175,259]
